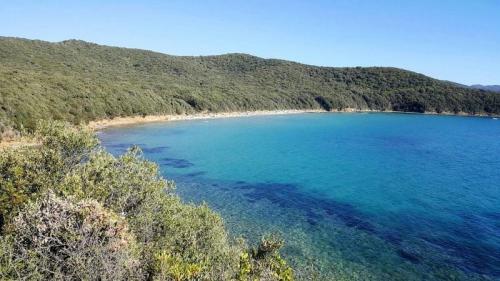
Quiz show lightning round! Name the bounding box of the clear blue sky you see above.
[1,0,499,85]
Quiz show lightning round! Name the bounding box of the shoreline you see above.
[1,109,498,148]
[86,109,328,130]
[87,108,499,131]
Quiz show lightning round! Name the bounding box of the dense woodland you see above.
[1,37,499,135]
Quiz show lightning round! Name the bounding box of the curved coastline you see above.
[87,109,327,130]
[99,112,500,280]
[87,108,499,130]
[1,109,497,148]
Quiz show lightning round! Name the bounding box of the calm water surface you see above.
[99,113,500,280]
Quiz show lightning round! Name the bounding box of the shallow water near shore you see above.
[99,113,500,280]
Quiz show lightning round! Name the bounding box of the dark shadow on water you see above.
[102,143,169,155]
[397,249,421,264]
[159,157,194,168]
[160,170,500,278]
[102,143,146,155]
[142,146,170,153]
[184,171,207,178]
[381,231,403,245]
[233,182,378,235]
[105,143,142,149]
[219,180,500,277]
[419,215,500,277]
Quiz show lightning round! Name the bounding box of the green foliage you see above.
[0,149,39,228]
[1,37,499,131]
[61,147,171,215]
[154,251,204,281]
[35,120,98,160]
[0,121,97,229]
[0,191,142,280]
[61,147,240,279]
[238,234,294,281]
[150,200,240,280]
[0,121,294,280]
[0,145,66,228]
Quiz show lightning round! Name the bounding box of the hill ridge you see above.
[0,36,499,132]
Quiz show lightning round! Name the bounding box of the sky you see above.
[1,0,499,85]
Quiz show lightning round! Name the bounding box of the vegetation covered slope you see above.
[470,85,500,93]
[1,37,499,132]
[0,121,293,280]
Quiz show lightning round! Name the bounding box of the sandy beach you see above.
[1,108,496,149]
[86,109,328,130]
[87,108,497,131]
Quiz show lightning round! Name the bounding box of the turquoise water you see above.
[99,113,500,280]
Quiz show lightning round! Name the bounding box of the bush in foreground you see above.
[0,121,293,280]
[0,191,142,280]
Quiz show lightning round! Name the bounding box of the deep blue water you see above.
[99,113,500,280]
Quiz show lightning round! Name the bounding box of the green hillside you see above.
[1,37,499,131]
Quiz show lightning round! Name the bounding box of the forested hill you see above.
[1,36,499,130]
[470,85,500,93]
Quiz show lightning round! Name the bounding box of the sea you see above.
[99,112,500,280]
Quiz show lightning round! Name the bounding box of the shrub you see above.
[150,200,241,280]
[0,121,97,230]
[153,251,204,281]
[0,191,142,280]
[0,121,294,280]
[35,120,99,166]
[0,146,53,229]
[238,234,294,281]
[62,147,241,279]
[61,147,172,216]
